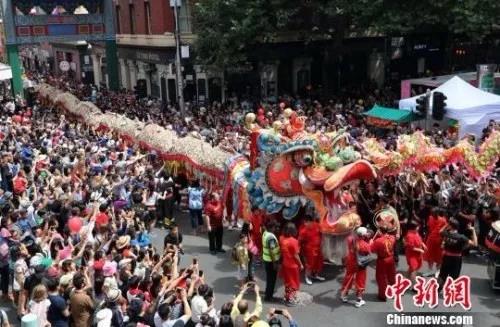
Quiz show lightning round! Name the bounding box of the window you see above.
[178,0,192,33]
[115,5,121,33]
[144,1,152,34]
[129,4,135,34]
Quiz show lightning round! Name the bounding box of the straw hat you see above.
[116,235,131,250]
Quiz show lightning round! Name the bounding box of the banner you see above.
[477,64,497,93]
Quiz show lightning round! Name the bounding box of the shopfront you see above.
[117,46,175,99]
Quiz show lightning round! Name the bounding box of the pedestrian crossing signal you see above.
[432,92,447,121]
[416,95,428,116]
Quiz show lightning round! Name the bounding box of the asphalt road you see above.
[148,211,500,327]
[2,210,498,326]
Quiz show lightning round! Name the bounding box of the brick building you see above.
[106,0,223,104]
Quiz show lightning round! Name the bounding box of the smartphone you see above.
[192,257,198,265]
[274,309,283,315]
[199,270,204,278]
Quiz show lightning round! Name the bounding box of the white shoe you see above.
[313,275,325,281]
[340,295,348,303]
[355,299,366,308]
[305,276,313,285]
[422,270,434,277]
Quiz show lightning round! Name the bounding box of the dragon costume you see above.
[36,84,500,263]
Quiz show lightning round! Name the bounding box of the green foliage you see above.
[340,0,500,39]
[192,0,339,69]
[193,0,500,69]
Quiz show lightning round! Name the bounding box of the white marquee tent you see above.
[399,76,500,138]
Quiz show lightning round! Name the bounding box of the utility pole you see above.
[172,0,185,117]
[426,89,432,131]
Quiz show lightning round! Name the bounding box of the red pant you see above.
[304,251,324,274]
[376,257,396,300]
[341,263,367,297]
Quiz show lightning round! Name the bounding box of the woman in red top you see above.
[279,223,303,306]
[298,215,324,285]
[424,208,447,275]
[204,193,225,254]
[405,221,427,283]
[340,226,371,307]
[12,170,28,196]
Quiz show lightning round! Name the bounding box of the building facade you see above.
[98,0,224,104]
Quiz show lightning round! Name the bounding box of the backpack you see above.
[188,188,203,210]
[231,243,240,263]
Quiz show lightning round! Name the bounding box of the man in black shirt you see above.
[438,218,477,285]
[163,223,183,253]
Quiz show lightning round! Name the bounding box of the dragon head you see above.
[246,118,376,235]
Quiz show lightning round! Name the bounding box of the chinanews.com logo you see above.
[386,313,473,326]
[384,273,474,327]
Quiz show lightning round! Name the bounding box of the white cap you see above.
[356,226,368,237]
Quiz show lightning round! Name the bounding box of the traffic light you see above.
[416,94,428,116]
[432,91,447,120]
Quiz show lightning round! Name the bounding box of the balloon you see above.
[68,217,83,234]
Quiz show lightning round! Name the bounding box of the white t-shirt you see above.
[29,298,51,326]
[153,312,190,327]
[190,295,208,323]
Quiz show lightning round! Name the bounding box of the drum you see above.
[486,220,500,253]
[373,206,400,233]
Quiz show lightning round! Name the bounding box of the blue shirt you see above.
[188,187,204,210]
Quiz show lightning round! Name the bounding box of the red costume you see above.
[250,210,264,254]
[371,233,396,300]
[341,235,370,297]
[425,215,447,265]
[279,235,301,302]
[405,229,424,272]
[298,221,323,274]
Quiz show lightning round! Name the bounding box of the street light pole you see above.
[172,0,185,117]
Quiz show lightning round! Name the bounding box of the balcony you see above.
[116,33,196,48]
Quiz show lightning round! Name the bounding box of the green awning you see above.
[364,105,419,123]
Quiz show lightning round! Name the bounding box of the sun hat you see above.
[59,273,74,287]
[102,261,117,277]
[106,288,121,303]
[116,235,131,250]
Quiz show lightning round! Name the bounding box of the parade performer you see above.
[404,221,427,284]
[340,226,371,307]
[262,221,281,302]
[371,226,396,301]
[439,218,477,284]
[424,207,447,276]
[298,214,324,285]
[279,223,303,306]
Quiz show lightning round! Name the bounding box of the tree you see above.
[193,0,500,70]
[340,0,500,41]
[192,0,342,70]
[342,0,500,40]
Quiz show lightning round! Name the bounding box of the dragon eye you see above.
[293,151,313,167]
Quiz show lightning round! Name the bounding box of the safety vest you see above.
[262,231,280,262]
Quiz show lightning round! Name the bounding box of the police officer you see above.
[262,220,281,301]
